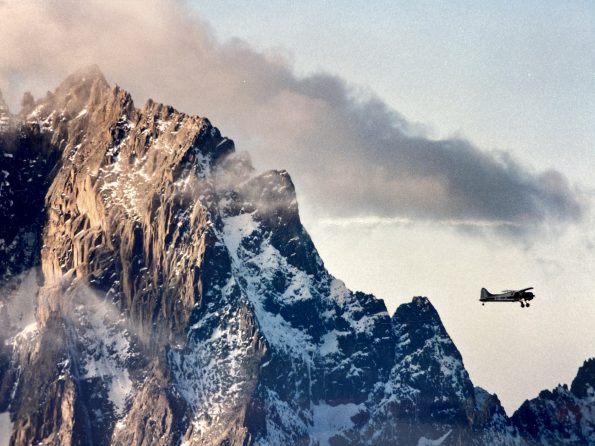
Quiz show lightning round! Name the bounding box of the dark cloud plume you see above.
[0,0,585,235]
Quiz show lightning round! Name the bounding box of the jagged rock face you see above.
[0,125,59,283]
[0,67,591,445]
[382,297,477,444]
[389,296,476,431]
[512,358,595,445]
[473,387,522,446]
[1,66,258,446]
[216,172,394,445]
[352,297,521,446]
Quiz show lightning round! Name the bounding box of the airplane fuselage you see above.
[480,287,534,308]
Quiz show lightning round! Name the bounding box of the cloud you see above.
[0,0,586,236]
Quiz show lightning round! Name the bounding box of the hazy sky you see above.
[0,0,593,413]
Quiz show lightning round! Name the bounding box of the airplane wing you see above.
[518,287,534,292]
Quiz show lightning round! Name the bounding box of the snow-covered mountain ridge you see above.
[0,67,593,445]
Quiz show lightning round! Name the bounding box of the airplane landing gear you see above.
[526,302,530,307]
[520,302,525,308]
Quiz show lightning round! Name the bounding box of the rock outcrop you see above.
[511,358,595,445]
[0,67,592,445]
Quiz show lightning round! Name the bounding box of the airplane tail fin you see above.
[480,288,492,300]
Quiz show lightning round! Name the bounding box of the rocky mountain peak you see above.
[24,65,129,142]
[511,357,595,444]
[393,296,440,332]
[55,64,109,95]
[381,296,481,443]
[571,357,595,399]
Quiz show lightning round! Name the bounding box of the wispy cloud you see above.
[0,0,586,237]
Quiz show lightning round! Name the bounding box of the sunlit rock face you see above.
[0,67,591,445]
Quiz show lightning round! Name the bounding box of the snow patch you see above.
[75,291,134,415]
[311,402,363,446]
[222,213,318,362]
[319,330,345,356]
[75,108,88,119]
[221,213,259,261]
[417,430,452,445]
[11,322,39,347]
[169,280,259,443]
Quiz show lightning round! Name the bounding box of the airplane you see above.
[480,287,535,308]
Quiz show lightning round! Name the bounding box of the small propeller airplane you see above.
[480,287,535,308]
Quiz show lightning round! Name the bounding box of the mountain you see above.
[0,67,592,445]
[511,358,595,445]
